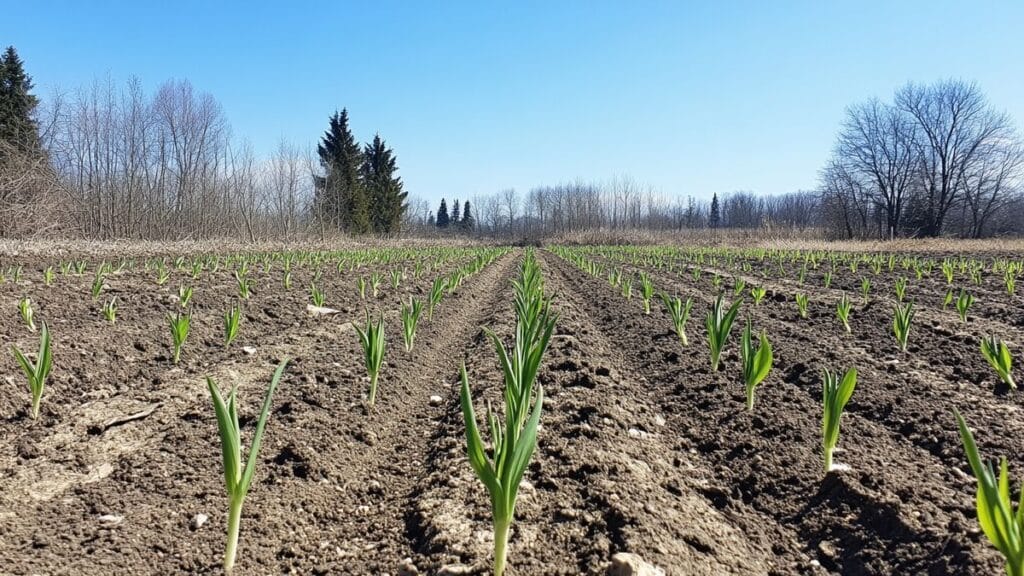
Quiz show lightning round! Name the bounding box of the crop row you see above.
[4,245,572,574]
[552,245,1023,575]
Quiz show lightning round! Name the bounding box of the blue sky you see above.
[6,1,1023,205]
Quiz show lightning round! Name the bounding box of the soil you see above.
[0,245,1019,575]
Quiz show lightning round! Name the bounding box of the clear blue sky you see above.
[6,1,1024,205]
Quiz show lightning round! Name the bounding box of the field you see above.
[0,243,1021,575]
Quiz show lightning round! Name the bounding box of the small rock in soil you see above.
[242,346,257,355]
[608,552,665,576]
[429,395,443,406]
[98,514,124,526]
[628,428,649,439]
[438,565,473,576]
[818,540,836,559]
[398,559,419,576]
[190,513,208,530]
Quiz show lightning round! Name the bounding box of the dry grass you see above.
[546,228,1024,255]
[0,235,495,259]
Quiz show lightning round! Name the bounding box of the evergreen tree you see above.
[361,134,407,234]
[436,198,450,228]
[314,109,369,234]
[451,197,460,224]
[709,193,721,229]
[460,200,475,230]
[0,46,41,156]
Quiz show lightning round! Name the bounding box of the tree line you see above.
[0,46,405,240]
[404,181,821,238]
[2,45,1021,241]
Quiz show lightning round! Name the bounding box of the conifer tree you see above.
[451,197,460,225]
[460,200,475,230]
[436,198,450,228]
[362,134,407,234]
[709,193,721,229]
[0,46,41,156]
[314,109,369,233]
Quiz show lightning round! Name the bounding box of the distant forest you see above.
[2,45,1022,241]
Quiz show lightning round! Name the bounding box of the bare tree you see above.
[896,80,1015,237]
[836,98,918,238]
[959,138,1023,238]
[500,188,519,237]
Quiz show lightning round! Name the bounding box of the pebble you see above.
[437,565,473,575]
[654,415,666,427]
[190,513,208,530]
[98,514,123,526]
[627,428,649,440]
[817,540,836,559]
[608,552,665,576]
[242,346,257,356]
[398,559,419,576]
[429,395,443,406]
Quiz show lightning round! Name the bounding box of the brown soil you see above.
[0,245,1018,575]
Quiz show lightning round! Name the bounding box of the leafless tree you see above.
[836,98,918,238]
[895,80,1015,237]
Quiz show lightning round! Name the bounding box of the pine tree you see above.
[0,46,41,156]
[709,193,721,229]
[436,198,450,228]
[460,200,475,231]
[361,134,407,234]
[314,110,369,234]
[451,197,460,224]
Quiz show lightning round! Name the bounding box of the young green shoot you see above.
[224,305,242,348]
[956,289,975,323]
[401,298,424,353]
[370,272,383,298]
[354,312,386,406]
[178,284,193,308]
[18,297,35,331]
[12,322,53,420]
[428,276,446,320]
[639,273,654,314]
[167,311,191,364]
[980,335,1016,390]
[822,367,857,473]
[706,294,742,372]
[235,271,251,300]
[208,359,289,575]
[659,293,693,346]
[740,319,773,411]
[836,293,852,334]
[893,301,915,353]
[733,277,747,297]
[91,269,105,299]
[894,277,908,302]
[954,410,1024,576]
[102,297,118,324]
[309,282,325,307]
[750,286,766,306]
[795,293,809,319]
